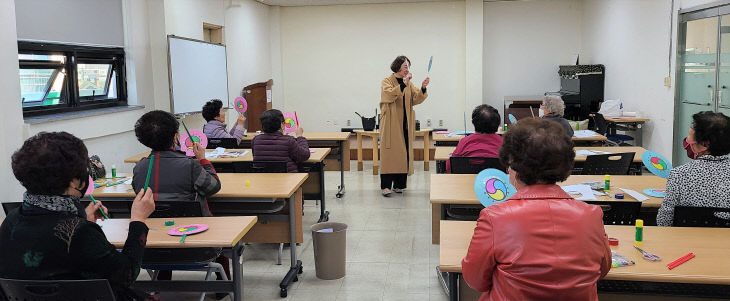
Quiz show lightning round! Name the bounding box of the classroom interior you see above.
[1,0,729,300]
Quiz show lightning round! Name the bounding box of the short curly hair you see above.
[543,95,565,116]
[390,55,411,73]
[12,132,89,195]
[499,118,575,185]
[260,109,284,133]
[472,104,501,134]
[692,111,730,156]
[202,99,223,122]
[135,110,179,151]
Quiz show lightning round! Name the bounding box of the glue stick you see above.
[604,174,610,191]
[111,164,117,179]
[635,219,644,246]
[503,124,507,132]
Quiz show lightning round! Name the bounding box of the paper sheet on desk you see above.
[562,184,605,201]
[576,150,616,156]
[619,188,649,202]
[573,130,600,138]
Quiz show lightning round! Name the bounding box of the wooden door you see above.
[242,79,273,132]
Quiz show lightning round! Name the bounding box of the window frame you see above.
[18,41,127,117]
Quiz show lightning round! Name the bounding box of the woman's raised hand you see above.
[422,77,430,89]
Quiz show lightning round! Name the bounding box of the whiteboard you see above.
[167,35,229,115]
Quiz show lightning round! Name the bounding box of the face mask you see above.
[538,108,545,118]
[74,170,90,198]
[683,137,700,160]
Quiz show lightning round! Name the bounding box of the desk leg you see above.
[372,135,379,175]
[336,141,346,198]
[318,161,329,222]
[424,133,430,171]
[232,242,244,301]
[280,194,303,298]
[448,272,459,301]
[432,203,441,244]
[357,133,363,171]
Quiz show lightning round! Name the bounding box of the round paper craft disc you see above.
[508,114,517,124]
[643,188,665,198]
[168,224,209,236]
[179,129,208,157]
[474,169,517,208]
[234,96,248,114]
[641,151,672,178]
[85,175,95,195]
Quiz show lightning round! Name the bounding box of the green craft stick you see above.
[181,120,199,143]
[143,154,155,191]
[89,195,110,220]
[179,234,187,243]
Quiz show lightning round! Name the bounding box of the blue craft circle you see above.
[642,188,665,198]
[508,114,517,124]
[474,169,517,208]
[641,151,672,178]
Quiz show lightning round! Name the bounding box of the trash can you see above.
[311,222,347,280]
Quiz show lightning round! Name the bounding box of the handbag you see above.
[88,155,106,180]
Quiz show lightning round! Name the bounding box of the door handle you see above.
[682,100,712,106]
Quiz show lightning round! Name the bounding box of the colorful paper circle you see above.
[474,169,516,208]
[168,224,209,236]
[179,129,208,157]
[234,96,247,114]
[285,118,296,128]
[643,189,665,198]
[508,114,517,124]
[85,175,95,195]
[641,151,672,178]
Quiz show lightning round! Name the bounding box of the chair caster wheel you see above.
[280,289,287,298]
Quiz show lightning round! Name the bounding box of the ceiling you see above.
[255,0,466,7]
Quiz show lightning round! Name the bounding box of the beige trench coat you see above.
[379,73,428,175]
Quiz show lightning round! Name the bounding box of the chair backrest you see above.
[2,202,22,215]
[449,157,505,174]
[142,201,204,218]
[673,206,730,228]
[0,278,116,301]
[585,201,641,226]
[232,161,288,173]
[590,113,608,135]
[206,138,239,149]
[581,152,635,175]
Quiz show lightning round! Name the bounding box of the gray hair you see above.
[543,95,565,116]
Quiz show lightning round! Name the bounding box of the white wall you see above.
[483,0,583,116]
[0,0,26,211]
[280,1,466,131]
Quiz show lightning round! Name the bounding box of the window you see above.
[18,41,126,116]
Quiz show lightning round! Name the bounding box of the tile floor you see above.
[158,160,448,300]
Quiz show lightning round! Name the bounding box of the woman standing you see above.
[379,55,430,196]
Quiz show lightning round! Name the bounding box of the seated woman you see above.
[202,99,247,144]
[462,118,611,300]
[252,109,310,173]
[0,132,155,301]
[446,104,503,173]
[657,111,730,226]
[541,94,574,137]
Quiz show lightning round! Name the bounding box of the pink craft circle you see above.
[168,224,209,236]
[234,96,248,114]
[85,175,95,195]
[179,129,208,156]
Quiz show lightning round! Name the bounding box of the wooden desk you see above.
[124,149,331,222]
[430,174,666,243]
[99,216,256,301]
[91,173,307,296]
[439,221,730,300]
[355,129,433,174]
[240,132,350,198]
[604,117,650,147]
[433,131,608,148]
[433,146,647,174]
[124,148,329,164]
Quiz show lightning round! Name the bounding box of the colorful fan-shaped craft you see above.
[474,169,517,208]
[179,129,208,157]
[641,150,672,178]
[283,112,299,134]
[234,96,247,114]
[643,189,665,198]
[168,224,209,236]
[508,114,517,124]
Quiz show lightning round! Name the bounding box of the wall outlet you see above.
[439,119,443,127]
[427,119,431,127]
[347,119,351,126]
[664,76,672,87]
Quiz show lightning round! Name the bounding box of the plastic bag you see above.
[599,99,623,117]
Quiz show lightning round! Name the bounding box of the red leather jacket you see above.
[462,184,611,301]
